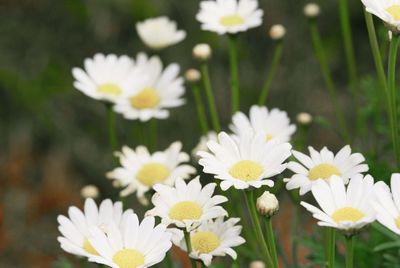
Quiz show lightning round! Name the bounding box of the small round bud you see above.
[193,43,212,61]
[296,112,313,125]
[269,24,286,40]
[256,191,279,216]
[80,184,99,199]
[185,69,201,83]
[304,3,320,18]
[249,261,265,268]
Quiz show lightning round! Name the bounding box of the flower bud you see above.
[80,184,99,199]
[185,69,201,83]
[269,24,286,40]
[193,43,212,61]
[304,3,320,18]
[112,180,122,188]
[256,191,279,216]
[249,261,265,268]
[296,112,313,125]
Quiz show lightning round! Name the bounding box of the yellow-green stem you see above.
[200,63,221,132]
[344,235,354,268]
[106,103,118,152]
[184,231,197,268]
[265,217,279,268]
[191,83,209,134]
[228,34,240,114]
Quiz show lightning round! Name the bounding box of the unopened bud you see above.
[269,24,286,40]
[249,260,265,268]
[304,3,320,18]
[185,69,201,83]
[296,112,312,125]
[80,185,99,199]
[256,191,279,216]
[193,43,212,61]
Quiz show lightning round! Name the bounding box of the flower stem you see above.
[148,119,157,151]
[106,103,118,152]
[308,19,351,144]
[258,39,284,105]
[191,83,209,134]
[200,63,221,132]
[184,231,197,268]
[324,228,336,268]
[165,251,174,268]
[228,34,240,114]
[344,235,354,268]
[244,191,274,267]
[291,201,300,268]
[265,217,279,268]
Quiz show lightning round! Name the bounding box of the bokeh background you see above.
[0,0,392,267]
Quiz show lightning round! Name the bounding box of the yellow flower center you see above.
[331,207,365,223]
[308,164,341,181]
[229,160,263,181]
[83,239,99,255]
[112,249,145,268]
[130,88,160,109]
[387,5,400,20]
[395,217,400,229]
[136,163,170,186]
[220,14,245,27]
[169,201,203,221]
[97,83,122,96]
[191,231,221,254]
[266,133,273,141]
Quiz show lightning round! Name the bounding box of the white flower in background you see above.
[196,0,263,35]
[198,131,291,191]
[191,131,218,161]
[193,43,212,61]
[230,105,296,143]
[113,53,186,122]
[172,217,245,266]
[303,3,321,18]
[269,24,286,40]
[372,173,400,235]
[57,198,133,258]
[88,214,172,268]
[136,16,186,50]
[301,175,376,233]
[361,0,400,32]
[72,54,136,103]
[107,142,196,199]
[284,145,368,195]
[146,177,228,231]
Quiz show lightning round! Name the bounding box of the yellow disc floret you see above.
[331,207,365,223]
[136,163,170,186]
[169,201,203,221]
[220,14,245,27]
[308,164,341,181]
[112,249,145,268]
[387,5,400,20]
[229,160,263,181]
[191,231,220,254]
[130,88,160,109]
[97,83,122,96]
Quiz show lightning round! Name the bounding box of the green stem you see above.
[388,34,400,169]
[258,40,284,105]
[324,228,336,268]
[338,0,358,92]
[291,202,300,268]
[184,231,197,268]
[200,63,221,132]
[344,236,354,268]
[191,83,209,134]
[148,119,157,151]
[244,191,274,267]
[165,251,174,268]
[308,19,351,144]
[106,103,118,152]
[228,34,240,114]
[265,217,279,268]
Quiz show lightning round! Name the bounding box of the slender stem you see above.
[165,251,174,268]
[191,83,209,134]
[184,231,197,268]
[244,191,274,267]
[388,34,400,169]
[291,202,300,268]
[324,228,336,268]
[106,103,118,152]
[228,34,240,114]
[200,63,221,132]
[344,235,354,268]
[265,217,279,268]
[258,40,284,105]
[148,119,157,151]
[308,19,351,143]
[338,0,358,92]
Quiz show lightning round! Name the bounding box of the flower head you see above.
[198,131,292,191]
[285,145,368,195]
[361,0,400,32]
[256,191,279,216]
[136,16,186,50]
[304,3,320,18]
[193,43,212,61]
[81,185,99,199]
[196,0,263,35]
[269,24,286,40]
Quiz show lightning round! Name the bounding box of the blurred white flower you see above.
[296,112,312,125]
[136,16,186,50]
[303,3,320,18]
[196,0,263,35]
[191,131,218,161]
[185,69,202,83]
[193,43,212,61]
[80,185,99,199]
[361,0,400,32]
[269,24,286,40]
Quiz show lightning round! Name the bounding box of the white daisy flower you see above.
[196,0,263,35]
[171,217,245,266]
[107,141,196,199]
[146,177,228,231]
[57,198,133,258]
[361,0,400,32]
[113,53,186,122]
[230,105,296,143]
[72,53,136,103]
[136,16,186,50]
[372,173,400,235]
[301,174,376,233]
[198,131,292,191]
[87,213,172,268]
[284,145,369,195]
[191,131,218,161]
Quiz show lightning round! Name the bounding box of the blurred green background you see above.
[0,0,395,267]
